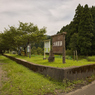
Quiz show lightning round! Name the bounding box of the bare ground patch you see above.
[0,66,3,87]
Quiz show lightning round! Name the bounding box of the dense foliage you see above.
[0,22,46,54]
[58,4,95,55]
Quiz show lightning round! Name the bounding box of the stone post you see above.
[48,50,55,62]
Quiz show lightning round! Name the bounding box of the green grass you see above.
[87,56,95,61]
[0,55,86,95]
[6,54,95,68]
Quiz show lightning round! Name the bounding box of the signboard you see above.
[52,34,64,54]
[51,32,66,63]
[27,45,30,52]
[27,44,31,58]
[44,40,50,53]
[48,32,66,63]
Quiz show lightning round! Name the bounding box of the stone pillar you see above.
[48,50,55,62]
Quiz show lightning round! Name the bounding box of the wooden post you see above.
[43,41,46,59]
[63,33,66,63]
[76,50,78,61]
[74,51,75,61]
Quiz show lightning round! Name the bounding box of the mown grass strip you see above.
[6,54,95,68]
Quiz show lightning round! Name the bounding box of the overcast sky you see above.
[0,0,95,35]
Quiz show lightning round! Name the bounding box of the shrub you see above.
[31,46,37,55]
[87,56,95,61]
[31,46,43,55]
[66,49,73,56]
[37,47,43,55]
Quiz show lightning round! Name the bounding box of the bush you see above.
[37,47,43,55]
[66,49,73,56]
[66,56,72,60]
[31,46,43,55]
[86,56,95,61]
[31,46,37,55]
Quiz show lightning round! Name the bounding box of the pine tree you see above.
[70,4,83,53]
[78,4,93,55]
[58,4,95,55]
[90,6,95,54]
[73,4,83,33]
[69,33,78,51]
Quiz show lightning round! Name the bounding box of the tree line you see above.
[58,4,95,56]
[0,21,46,55]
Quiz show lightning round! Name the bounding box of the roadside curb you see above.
[65,81,95,95]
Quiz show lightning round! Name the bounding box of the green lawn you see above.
[6,54,95,68]
[0,55,85,95]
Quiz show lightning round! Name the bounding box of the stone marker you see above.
[48,50,55,62]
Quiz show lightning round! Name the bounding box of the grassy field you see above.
[0,55,87,95]
[6,53,95,68]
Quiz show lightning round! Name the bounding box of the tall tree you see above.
[58,4,95,55]
[90,6,95,54]
[78,4,93,55]
[17,22,46,44]
[69,4,83,54]
[59,4,83,50]
[69,33,78,51]
[0,22,46,53]
[73,4,83,33]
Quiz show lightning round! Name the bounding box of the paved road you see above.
[65,81,95,95]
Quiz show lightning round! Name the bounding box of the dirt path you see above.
[0,65,3,88]
[0,63,8,88]
[0,63,8,95]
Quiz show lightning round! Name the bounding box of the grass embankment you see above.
[6,54,95,68]
[0,55,86,95]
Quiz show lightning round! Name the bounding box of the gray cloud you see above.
[0,0,95,35]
